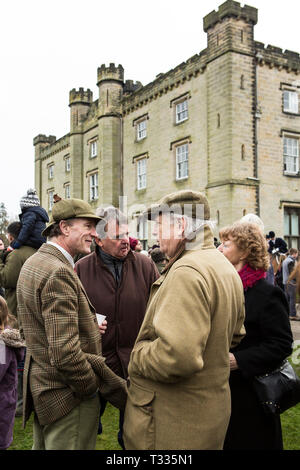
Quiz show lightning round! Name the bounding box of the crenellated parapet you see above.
[69,88,93,106]
[97,63,124,85]
[255,42,300,72]
[123,80,143,95]
[33,134,56,146]
[203,0,258,32]
[122,51,207,115]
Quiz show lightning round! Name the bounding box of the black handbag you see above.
[252,359,300,415]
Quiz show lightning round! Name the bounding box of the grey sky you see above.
[1,0,299,218]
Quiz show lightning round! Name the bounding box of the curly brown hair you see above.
[219,222,269,271]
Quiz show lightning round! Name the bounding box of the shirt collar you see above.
[47,241,75,268]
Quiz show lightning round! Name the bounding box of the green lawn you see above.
[8,350,300,450]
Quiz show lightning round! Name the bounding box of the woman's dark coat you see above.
[224,278,293,450]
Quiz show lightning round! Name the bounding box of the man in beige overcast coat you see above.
[123,190,245,450]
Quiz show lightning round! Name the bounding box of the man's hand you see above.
[229,353,238,370]
[99,319,107,335]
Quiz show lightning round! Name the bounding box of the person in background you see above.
[0,296,25,450]
[282,248,299,320]
[17,196,126,450]
[0,238,5,298]
[219,222,293,450]
[268,231,288,255]
[75,206,159,449]
[9,189,48,251]
[0,222,37,417]
[0,238,5,251]
[123,190,245,450]
[150,247,168,274]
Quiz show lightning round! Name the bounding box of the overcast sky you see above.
[1,0,300,218]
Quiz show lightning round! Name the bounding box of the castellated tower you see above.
[204,0,259,222]
[97,64,124,206]
[69,88,93,198]
[33,134,56,202]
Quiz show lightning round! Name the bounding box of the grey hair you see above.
[240,213,264,233]
[170,213,215,240]
[95,205,128,239]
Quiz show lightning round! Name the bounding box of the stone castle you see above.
[34,0,300,248]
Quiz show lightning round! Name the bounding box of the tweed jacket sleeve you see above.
[41,267,99,398]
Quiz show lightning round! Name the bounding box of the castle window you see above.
[65,156,71,172]
[176,99,188,124]
[135,213,148,250]
[48,190,54,211]
[48,164,54,179]
[283,90,299,114]
[64,183,71,199]
[284,207,300,249]
[137,120,147,141]
[176,143,189,180]
[137,158,147,190]
[283,136,299,175]
[90,140,97,158]
[89,172,98,201]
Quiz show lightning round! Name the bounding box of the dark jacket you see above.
[268,237,288,254]
[224,279,293,450]
[0,328,25,449]
[75,248,159,378]
[0,245,36,318]
[11,206,49,250]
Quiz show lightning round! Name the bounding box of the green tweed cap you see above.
[42,195,102,237]
[145,190,210,221]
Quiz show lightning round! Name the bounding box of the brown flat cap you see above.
[145,190,210,221]
[42,195,102,237]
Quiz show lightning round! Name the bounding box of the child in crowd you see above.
[0,297,25,450]
[10,189,49,250]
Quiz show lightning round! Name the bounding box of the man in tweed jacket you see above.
[16,196,126,450]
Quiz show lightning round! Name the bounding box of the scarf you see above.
[238,263,266,290]
[97,246,126,285]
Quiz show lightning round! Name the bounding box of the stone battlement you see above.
[203,0,258,32]
[97,63,124,84]
[122,50,207,115]
[255,42,300,71]
[33,134,56,146]
[69,88,93,105]
[123,80,143,95]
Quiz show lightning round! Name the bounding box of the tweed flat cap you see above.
[145,190,210,221]
[42,195,102,237]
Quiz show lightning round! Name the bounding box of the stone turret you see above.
[33,134,56,203]
[204,0,259,221]
[204,0,258,61]
[69,88,93,132]
[96,64,124,206]
[97,63,124,116]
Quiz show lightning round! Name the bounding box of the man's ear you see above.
[94,236,102,247]
[59,220,71,236]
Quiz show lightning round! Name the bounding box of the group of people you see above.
[0,188,297,451]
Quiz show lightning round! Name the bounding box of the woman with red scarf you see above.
[219,222,293,450]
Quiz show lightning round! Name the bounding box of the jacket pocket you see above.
[124,382,155,450]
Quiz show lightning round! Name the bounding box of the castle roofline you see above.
[203,0,258,32]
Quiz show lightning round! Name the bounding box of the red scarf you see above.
[238,263,266,290]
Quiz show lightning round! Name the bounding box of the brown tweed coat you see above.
[16,243,126,427]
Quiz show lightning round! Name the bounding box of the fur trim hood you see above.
[0,328,26,349]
